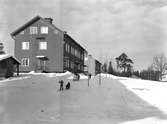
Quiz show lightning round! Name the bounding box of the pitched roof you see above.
[0,54,20,64]
[11,15,63,36]
[11,15,87,52]
[64,33,86,52]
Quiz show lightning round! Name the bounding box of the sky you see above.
[1,0,167,70]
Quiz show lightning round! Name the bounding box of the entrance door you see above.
[36,56,49,72]
[37,59,47,72]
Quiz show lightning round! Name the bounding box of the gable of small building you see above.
[0,54,20,77]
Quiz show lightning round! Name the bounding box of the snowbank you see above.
[0,76,30,84]
[99,73,167,114]
[46,71,72,77]
[117,76,167,114]
[101,73,124,79]
[22,71,73,78]
[68,73,89,80]
[79,74,89,79]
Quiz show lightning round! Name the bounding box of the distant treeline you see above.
[101,53,165,81]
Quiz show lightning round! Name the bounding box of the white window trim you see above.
[41,26,48,34]
[65,44,70,53]
[22,42,30,50]
[21,58,29,66]
[39,42,47,50]
[30,26,38,34]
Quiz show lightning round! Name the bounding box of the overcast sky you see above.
[1,0,167,70]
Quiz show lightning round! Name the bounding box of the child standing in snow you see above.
[59,80,64,91]
[66,82,70,90]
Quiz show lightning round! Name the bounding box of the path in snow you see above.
[0,74,166,124]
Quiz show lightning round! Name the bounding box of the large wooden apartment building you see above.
[11,16,85,73]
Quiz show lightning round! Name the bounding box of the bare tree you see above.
[152,54,167,81]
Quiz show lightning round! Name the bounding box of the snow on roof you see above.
[0,54,13,61]
[0,54,20,64]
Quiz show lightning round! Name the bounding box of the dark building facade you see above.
[64,33,85,73]
[11,16,85,73]
[95,60,101,75]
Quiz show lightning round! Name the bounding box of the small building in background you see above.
[84,55,95,76]
[0,54,20,78]
[84,54,101,76]
[95,59,101,75]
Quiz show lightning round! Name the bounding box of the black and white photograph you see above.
[0,0,167,123]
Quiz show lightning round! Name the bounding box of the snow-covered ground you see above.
[0,72,167,124]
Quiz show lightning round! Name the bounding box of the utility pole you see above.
[87,62,89,87]
[88,76,89,87]
[88,74,91,87]
[99,65,101,85]
[99,72,101,85]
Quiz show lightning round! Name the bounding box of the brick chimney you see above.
[44,18,53,24]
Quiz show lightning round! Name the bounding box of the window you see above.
[65,44,70,53]
[21,58,29,66]
[71,61,74,69]
[39,42,47,50]
[30,27,38,34]
[65,44,68,52]
[78,52,81,58]
[81,65,84,71]
[64,59,70,68]
[70,47,72,54]
[78,64,80,70]
[41,26,48,34]
[68,45,70,52]
[67,60,70,68]
[81,54,84,60]
[71,47,75,55]
[75,49,78,57]
[22,42,29,50]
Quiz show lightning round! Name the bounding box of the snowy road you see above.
[0,73,166,124]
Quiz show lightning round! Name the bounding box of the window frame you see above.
[30,26,38,34]
[21,58,29,66]
[22,42,30,50]
[81,54,84,60]
[40,26,48,34]
[39,41,47,50]
[70,61,74,69]
[65,43,70,53]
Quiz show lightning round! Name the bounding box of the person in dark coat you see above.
[66,82,70,90]
[59,80,64,91]
[89,74,92,79]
